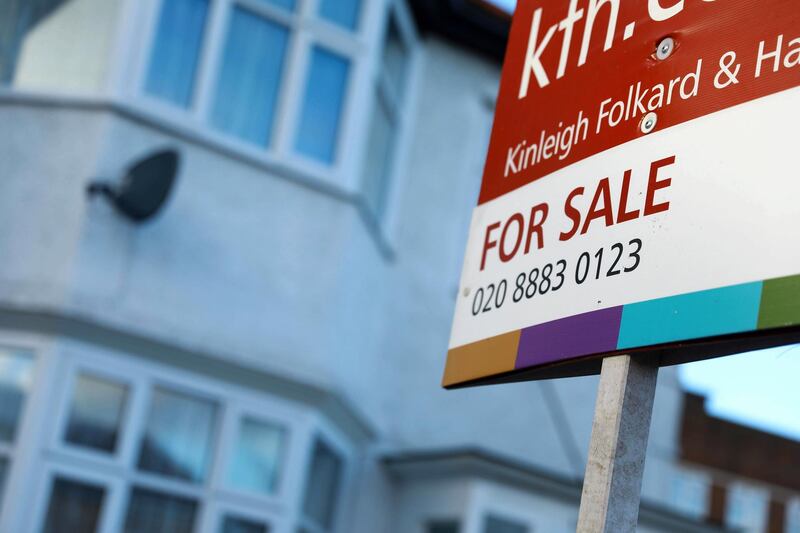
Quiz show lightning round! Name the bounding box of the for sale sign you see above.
[444,0,800,387]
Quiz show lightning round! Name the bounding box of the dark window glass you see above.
[0,348,34,443]
[0,457,8,510]
[429,521,460,533]
[123,487,197,533]
[221,515,269,533]
[484,514,529,533]
[42,477,105,533]
[137,387,217,483]
[382,15,408,100]
[301,438,343,529]
[362,93,395,219]
[64,375,127,453]
[145,0,209,107]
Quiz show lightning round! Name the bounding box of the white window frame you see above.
[20,342,353,533]
[0,332,66,533]
[118,0,387,197]
[356,0,420,247]
[295,425,355,533]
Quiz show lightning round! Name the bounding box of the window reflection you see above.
[65,375,127,453]
[294,46,350,164]
[221,515,269,533]
[137,387,217,483]
[145,0,209,107]
[0,348,34,443]
[301,438,343,530]
[228,417,286,495]
[262,0,295,11]
[210,7,289,147]
[318,0,361,30]
[124,487,197,533]
[42,477,105,533]
[428,521,460,533]
[382,16,408,99]
[483,514,528,533]
[0,457,7,509]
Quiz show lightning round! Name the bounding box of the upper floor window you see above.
[669,469,709,519]
[725,483,769,533]
[787,498,800,533]
[144,0,364,167]
[361,4,413,222]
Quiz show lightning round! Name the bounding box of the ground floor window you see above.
[0,341,351,533]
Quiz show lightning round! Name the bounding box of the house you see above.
[0,0,758,531]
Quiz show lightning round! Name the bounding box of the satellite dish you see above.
[88,149,180,222]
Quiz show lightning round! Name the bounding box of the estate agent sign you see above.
[444,0,800,387]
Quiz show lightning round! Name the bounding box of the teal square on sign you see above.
[617,282,763,350]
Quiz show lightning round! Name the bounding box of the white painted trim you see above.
[371,0,422,248]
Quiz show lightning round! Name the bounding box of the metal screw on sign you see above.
[640,112,658,134]
[655,37,675,60]
[463,287,470,298]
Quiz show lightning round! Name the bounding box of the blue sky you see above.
[489,0,516,11]
[680,346,800,440]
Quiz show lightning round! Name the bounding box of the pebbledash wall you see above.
[0,0,749,532]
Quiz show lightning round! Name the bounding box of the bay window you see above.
[16,347,354,533]
[42,477,106,533]
[140,0,416,228]
[361,3,413,221]
[143,0,365,168]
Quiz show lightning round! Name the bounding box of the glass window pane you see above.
[124,487,197,533]
[429,521,460,533]
[64,375,127,453]
[261,0,295,11]
[0,0,30,83]
[383,15,408,99]
[228,417,286,495]
[0,457,8,509]
[137,387,217,483]
[145,0,209,108]
[483,515,528,533]
[301,438,343,529]
[294,47,350,164]
[362,94,395,219]
[0,348,34,443]
[42,477,105,533]
[318,0,361,30]
[210,8,289,147]
[221,515,269,533]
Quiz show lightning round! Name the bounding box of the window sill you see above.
[0,87,396,259]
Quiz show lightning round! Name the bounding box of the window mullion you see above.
[271,23,311,156]
[116,375,151,473]
[193,0,231,120]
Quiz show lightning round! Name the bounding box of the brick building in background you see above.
[680,393,800,533]
[0,0,796,531]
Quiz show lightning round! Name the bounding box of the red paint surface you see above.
[479,0,800,205]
